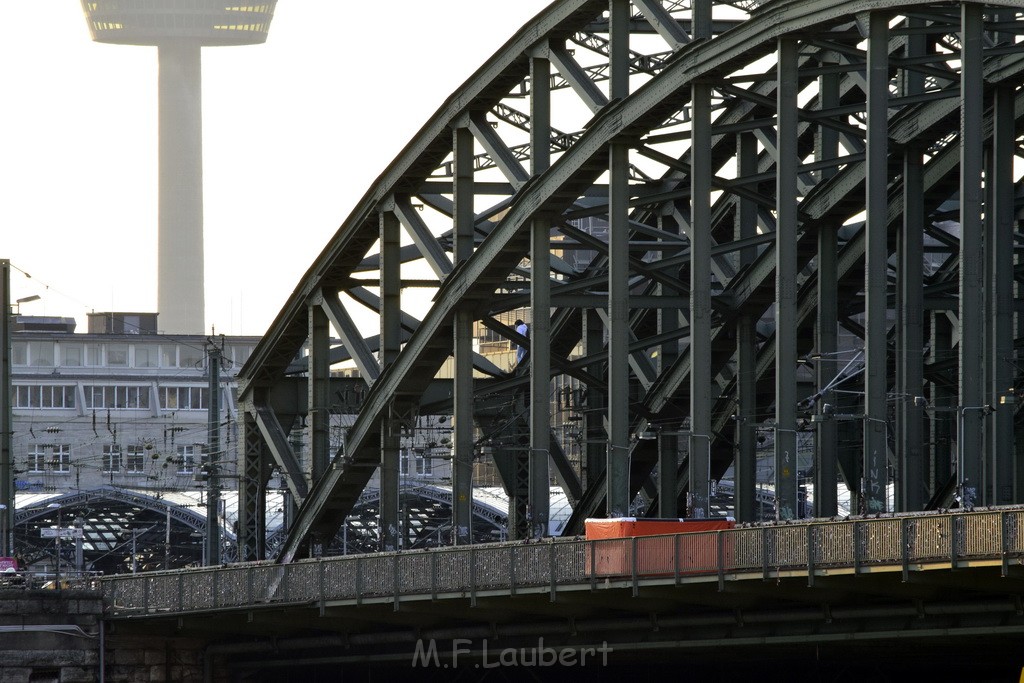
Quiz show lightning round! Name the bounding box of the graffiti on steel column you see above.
[867,449,883,512]
[779,450,794,520]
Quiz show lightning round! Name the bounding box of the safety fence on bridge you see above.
[103,508,1024,617]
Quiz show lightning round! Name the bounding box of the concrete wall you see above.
[0,588,101,682]
[0,589,209,683]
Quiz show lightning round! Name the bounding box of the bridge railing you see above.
[103,508,1024,617]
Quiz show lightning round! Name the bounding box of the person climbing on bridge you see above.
[514,318,529,364]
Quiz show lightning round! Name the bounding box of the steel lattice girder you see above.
[235,0,1024,562]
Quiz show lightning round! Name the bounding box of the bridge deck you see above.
[104,508,1024,617]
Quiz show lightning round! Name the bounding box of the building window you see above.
[126,445,145,474]
[159,346,178,368]
[159,386,208,411]
[27,445,46,473]
[400,448,411,476]
[102,445,121,473]
[51,445,70,473]
[107,344,128,367]
[179,345,205,371]
[85,344,102,367]
[12,342,27,366]
[83,385,150,410]
[62,344,83,367]
[28,341,54,366]
[177,445,197,474]
[135,346,156,368]
[415,449,433,476]
[26,445,70,473]
[13,385,76,409]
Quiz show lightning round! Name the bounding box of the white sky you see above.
[0,2,552,336]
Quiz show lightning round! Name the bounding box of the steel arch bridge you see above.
[235,0,1024,564]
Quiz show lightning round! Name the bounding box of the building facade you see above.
[10,314,258,496]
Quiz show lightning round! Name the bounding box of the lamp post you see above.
[812,406,892,513]
[957,405,992,510]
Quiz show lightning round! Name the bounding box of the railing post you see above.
[901,518,910,582]
[177,572,184,611]
[213,570,220,609]
[319,559,326,616]
[853,521,861,574]
[549,539,556,603]
[247,565,254,605]
[675,534,681,586]
[393,551,400,612]
[806,524,815,588]
[717,532,725,591]
[510,544,517,596]
[761,527,770,581]
[631,536,639,597]
[589,540,596,591]
[431,550,438,601]
[469,546,477,607]
[355,557,363,606]
[143,575,150,613]
[950,514,958,570]
[1001,511,1010,578]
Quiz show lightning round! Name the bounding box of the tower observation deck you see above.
[80,2,278,334]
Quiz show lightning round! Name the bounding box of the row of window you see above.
[13,384,211,411]
[400,449,435,476]
[26,445,202,475]
[12,341,253,370]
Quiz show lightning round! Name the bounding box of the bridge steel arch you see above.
[235,0,1024,563]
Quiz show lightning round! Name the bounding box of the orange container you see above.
[584,518,734,577]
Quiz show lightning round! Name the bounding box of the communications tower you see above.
[81,2,278,334]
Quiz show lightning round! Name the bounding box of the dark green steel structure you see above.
[229,0,1024,563]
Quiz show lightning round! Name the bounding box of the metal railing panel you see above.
[813,521,854,566]
[907,515,951,562]
[433,548,472,593]
[859,517,902,565]
[960,511,1003,558]
[723,527,764,571]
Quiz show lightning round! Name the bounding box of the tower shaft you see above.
[158,43,204,334]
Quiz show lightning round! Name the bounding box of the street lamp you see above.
[13,294,40,315]
[812,406,892,513]
[957,405,992,510]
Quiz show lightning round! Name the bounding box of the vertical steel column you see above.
[958,4,985,509]
[736,315,757,522]
[529,50,552,538]
[380,209,402,372]
[688,0,713,519]
[735,132,758,522]
[380,208,404,549]
[774,37,800,520]
[930,313,955,494]
[863,12,890,514]
[206,342,222,565]
[899,147,925,511]
[308,302,331,481]
[606,0,631,518]
[814,65,840,519]
[238,410,267,561]
[0,260,12,556]
[379,404,401,551]
[897,21,926,512]
[452,123,476,539]
[990,85,1015,505]
[658,210,680,517]
[584,309,606,489]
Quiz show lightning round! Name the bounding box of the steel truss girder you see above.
[234,0,1024,562]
